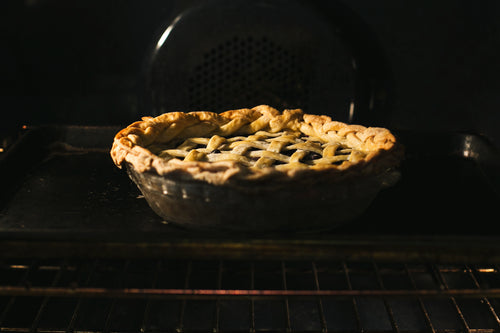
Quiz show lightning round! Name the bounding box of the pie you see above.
[111,105,401,186]
[111,105,401,230]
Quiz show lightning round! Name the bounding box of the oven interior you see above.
[2,0,500,331]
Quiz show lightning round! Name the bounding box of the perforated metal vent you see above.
[187,36,311,112]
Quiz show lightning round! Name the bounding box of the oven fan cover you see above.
[143,0,392,126]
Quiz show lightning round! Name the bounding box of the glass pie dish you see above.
[111,105,402,231]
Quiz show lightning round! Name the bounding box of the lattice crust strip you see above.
[148,131,363,170]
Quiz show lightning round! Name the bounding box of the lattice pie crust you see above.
[111,105,400,185]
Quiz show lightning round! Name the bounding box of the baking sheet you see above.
[0,126,499,260]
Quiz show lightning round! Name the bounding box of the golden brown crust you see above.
[110,105,401,185]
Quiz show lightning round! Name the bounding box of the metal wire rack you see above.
[1,258,500,332]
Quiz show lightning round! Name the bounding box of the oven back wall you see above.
[2,0,500,146]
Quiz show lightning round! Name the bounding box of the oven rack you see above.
[1,125,500,263]
[1,258,500,332]
[1,125,500,331]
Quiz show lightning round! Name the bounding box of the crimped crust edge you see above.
[110,105,401,185]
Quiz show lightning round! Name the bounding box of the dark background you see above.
[2,0,500,146]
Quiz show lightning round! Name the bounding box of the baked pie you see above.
[111,105,401,231]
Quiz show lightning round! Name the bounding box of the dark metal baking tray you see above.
[1,125,499,261]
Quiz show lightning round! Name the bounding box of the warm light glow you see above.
[156,14,183,52]
[348,101,355,123]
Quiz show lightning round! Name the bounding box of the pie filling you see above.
[147,130,365,170]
